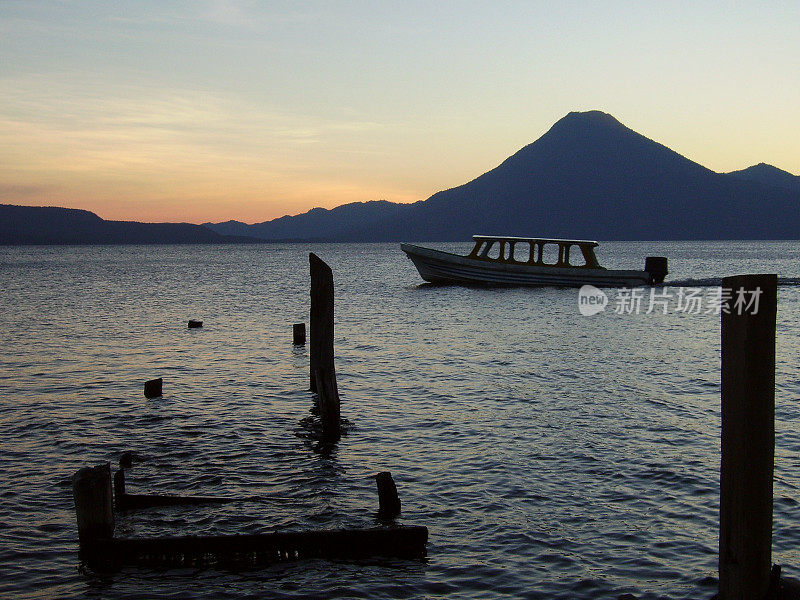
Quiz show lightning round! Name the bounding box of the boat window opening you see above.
[541,243,559,265]
[568,245,588,266]
[513,243,531,263]
[470,241,485,257]
[502,242,513,261]
[485,242,501,260]
[579,245,601,268]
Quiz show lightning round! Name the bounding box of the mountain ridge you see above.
[206,110,799,241]
[0,204,263,245]
[727,163,800,193]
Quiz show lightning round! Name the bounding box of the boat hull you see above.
[400,243,652,287]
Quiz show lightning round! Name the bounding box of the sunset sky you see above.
[1,1,798,224]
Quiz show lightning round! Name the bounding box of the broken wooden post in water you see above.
[719,273,777,600]
[293,322,306,345]
[309,253,340,440]
[72,463,114,551]
[143,377,162,399]
[376,471,401,520]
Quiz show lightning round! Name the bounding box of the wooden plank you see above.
[114,469,261,510]
[719,273,777,600]
[92,525,428,568]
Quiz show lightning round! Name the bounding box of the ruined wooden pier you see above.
[74,465,425,569]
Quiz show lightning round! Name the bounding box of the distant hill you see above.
[727,163,800,193]
[204,200,407,241]
[0,204,261,245]
[208,110,800,241]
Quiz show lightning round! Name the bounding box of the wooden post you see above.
[376,471,401,519]
[119,451,133,469]
[309,253,334,393]
[719,273,777,600]
[73,463,115,547]
[313,367,341,440]
[144,377,162,398]
[309,254,340,439]
[293,323,306,345]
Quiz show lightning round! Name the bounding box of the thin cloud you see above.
[0,184,51,200]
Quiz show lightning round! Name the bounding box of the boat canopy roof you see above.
[468,235,603,268]
[472,235,599,247]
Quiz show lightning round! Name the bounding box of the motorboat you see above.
[400,235,667,287]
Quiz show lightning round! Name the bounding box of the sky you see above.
[1,1,798,224]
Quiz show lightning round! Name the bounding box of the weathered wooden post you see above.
[144,377,162,398]
[719,273,777,600]
[376,472,401,520]
[73,463,114,548]
[314,367,341,440]
[309,253,334,392]
[293,323,306,345]
[309,253,340,439]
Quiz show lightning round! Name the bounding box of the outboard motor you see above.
[645,256,668,285]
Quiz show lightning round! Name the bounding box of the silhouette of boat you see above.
[401,236,667,287]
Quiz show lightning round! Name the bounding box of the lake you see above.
[1,241,798,599]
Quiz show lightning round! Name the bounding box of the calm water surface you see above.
[0,241,799,599]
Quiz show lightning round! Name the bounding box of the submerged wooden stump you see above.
[376,472,401,520]
[143,377,162,399]
[293,323,306,345]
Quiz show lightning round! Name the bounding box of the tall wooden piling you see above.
[719,273,777,600]
[309,253,340,439]
[309,253,334,392]
[72,463,115,546]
